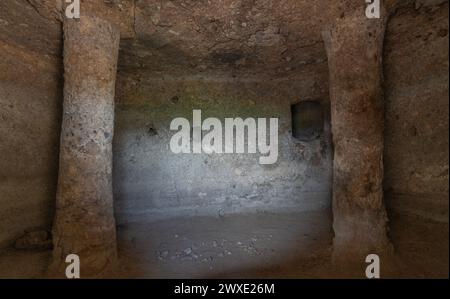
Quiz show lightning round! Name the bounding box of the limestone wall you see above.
[384,2,449,222]
[0,0,62,247]
[113,75,333,224]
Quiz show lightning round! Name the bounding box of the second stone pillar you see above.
[323,8,392,263]
[52,16,120,276]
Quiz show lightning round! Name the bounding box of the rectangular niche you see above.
[291,101,324,141]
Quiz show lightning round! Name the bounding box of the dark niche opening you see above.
[291,101,324,141]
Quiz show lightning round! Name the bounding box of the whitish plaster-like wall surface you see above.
[113,77,332,224]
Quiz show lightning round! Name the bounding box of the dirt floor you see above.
[0,210,448,279]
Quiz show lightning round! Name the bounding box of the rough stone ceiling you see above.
[125,0,332,77]
[6,0,443,77]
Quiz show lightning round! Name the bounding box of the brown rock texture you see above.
[384,1,449,222]
[0,0,447,279]
[51,16,120,277]
[323,7,392,263]
[15,230,52,250]
[0,0,62,248]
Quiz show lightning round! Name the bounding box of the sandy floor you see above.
[0,210,448,279]
[115,210,334,278]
